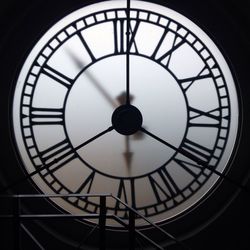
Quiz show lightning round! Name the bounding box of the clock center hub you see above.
[112,105,143,135]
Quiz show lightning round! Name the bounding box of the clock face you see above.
[12,0,239,226]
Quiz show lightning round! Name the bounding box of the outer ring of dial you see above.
[1,0,248,249]
[1,0,247,248]
[12,0,238,227]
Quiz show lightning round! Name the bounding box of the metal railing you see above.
[0,193,189,250]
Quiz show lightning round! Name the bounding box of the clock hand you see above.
[0,126,114,193]
[117,91,135,106]
[126,0,131,105]
[85,70,118,108]
[123,135,133,169]
[66,49,118,108]
[140,127,249,193]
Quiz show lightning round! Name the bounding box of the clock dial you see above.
[12,0,239,227]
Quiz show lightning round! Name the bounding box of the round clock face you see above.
[12,0,239,226]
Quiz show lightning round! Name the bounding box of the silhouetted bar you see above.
[129,209,136,250]
[13,196,20,250]
[99,196,106,250]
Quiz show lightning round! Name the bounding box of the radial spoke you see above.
[1,126,114,193]
[126,0,131,105]
[140,127,248,193]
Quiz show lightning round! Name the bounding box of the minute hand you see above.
[140,127,248,192]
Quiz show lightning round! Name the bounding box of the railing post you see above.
[129,209,136,250]
[99,195,106,250]
[13,196,21,250]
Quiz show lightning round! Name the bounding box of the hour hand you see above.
[117,91,134,105]
[123,135,133,168]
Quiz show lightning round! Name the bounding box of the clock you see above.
[1,0,250,249]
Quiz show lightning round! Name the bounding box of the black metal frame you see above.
[0,193,191,250]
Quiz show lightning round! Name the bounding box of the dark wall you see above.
[0,1,249,249]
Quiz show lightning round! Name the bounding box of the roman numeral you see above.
[113,19,139,54]
[113,19,125,53]
[181,138,213,164]
[149,167,182,204]
[188,107,223,128]
[41,66,74,89]
[77,33,96,62]
[75,171,96,194]
[30,107,64,125]
[151,29,185,66]
[39,139,77,173]
[128,20,140,53]
[174,157,206,179]
[72,171,96,208]
[117,179,128,203]
[178,67,212,91]
[114,179,136,216]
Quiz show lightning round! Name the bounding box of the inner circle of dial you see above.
[65,55,187,179]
